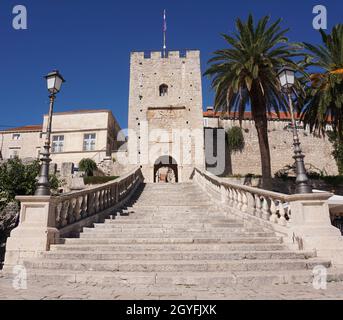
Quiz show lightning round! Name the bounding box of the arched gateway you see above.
[154,156,178,183]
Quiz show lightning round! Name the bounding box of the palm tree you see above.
[204,14,300,188]
[300,24,343,143]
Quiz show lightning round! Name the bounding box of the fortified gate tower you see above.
[128,50,205,183]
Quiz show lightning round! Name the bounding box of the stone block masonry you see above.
[222,119,338,176]
[128,50,205,183]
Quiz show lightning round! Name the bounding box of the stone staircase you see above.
[21,183,343,290]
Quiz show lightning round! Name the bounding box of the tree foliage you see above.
[79,158,98,177]
[204,14,302,187]
[226,126,245,153]
[328,131,343,175]
[0,158,59,211]
[300,24,343,141]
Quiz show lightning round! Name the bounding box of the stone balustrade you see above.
[193,167,343,265]
[4,167,143,267]
[53,168,142,231]
[193,168,291,229]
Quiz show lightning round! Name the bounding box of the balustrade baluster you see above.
[255,195,262,218]
[246,192,256,216]
[269,198,278,223]
[237,190,243,210]
[261,197,271,220]
[74,197,81,221]
[60,201,69,226]
[241,191,248,212]
[95,191,100,213]
[81,195,88,218]
[104,189,109,209]
[228,188,233,206]
[68,199,77,224]
[55,202,63,229]
[278,202,287,226]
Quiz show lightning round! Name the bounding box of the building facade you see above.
[0,125,42,161]
[127,50,205,183]
[0,110,122,172]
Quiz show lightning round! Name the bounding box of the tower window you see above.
[159,84,168,97]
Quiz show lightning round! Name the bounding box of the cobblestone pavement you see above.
[1,275,343,300]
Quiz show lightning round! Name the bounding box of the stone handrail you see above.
[192,167,343,266]
[193,168,292,227]
[192,168,338,238]
[51,167,143,230]
[4,166,144,267]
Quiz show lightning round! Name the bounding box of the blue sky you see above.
[0,0,342,129]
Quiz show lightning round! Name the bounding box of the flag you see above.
[163,9,167,32]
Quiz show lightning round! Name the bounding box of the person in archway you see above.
[166,168,176,183]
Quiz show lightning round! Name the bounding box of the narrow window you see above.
[12,133,21,140]
[52,135,64,153]
[204,118,209,127]
[159,84,168,96]
[83,133,96,151]
[9,148,20,159]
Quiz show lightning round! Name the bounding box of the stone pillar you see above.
[4,196,59,268]
[61,162,74,177]
[288,193,343,265]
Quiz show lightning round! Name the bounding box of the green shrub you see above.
[328,132,343,175]
[84,176,118,185]
[0,158,60,210]
[226,126,245,153]
[321,176,343,186]
[245,173,262,179]
[79,158,97,177]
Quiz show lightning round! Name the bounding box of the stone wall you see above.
[220,119,338,176]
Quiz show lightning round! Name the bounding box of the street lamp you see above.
[278,66,312,194]
[35,70,65,196]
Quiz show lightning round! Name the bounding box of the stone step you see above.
[90,226,257,233]
[113,211,227,216]
[18,268,343,286]
[131,205,214,209]
[23,258,331,273]
[129,201,212,205]
[50,243,288,252]
[85,225,265,233]
[136,195,209,199]
[101,222,245,228]
[79,231,276,239]
[40,250,316,261]
[62,236,283,245]
[110,218,237,223]
[104,219,239,225]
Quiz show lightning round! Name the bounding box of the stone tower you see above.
[128,50,205,183]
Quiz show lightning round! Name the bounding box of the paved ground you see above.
[1,274,343,300]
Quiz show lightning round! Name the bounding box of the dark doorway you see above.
[154,156,178,183]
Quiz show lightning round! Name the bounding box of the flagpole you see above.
[163,9,167,58]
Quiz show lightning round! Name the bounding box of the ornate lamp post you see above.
[35,71,65,196]
[278,67,312,194]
